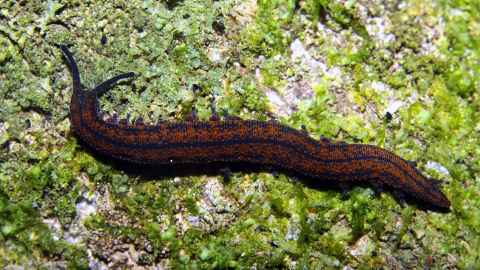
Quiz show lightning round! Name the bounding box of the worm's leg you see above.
[210,95,220,121]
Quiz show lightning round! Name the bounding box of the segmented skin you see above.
[59,45,450,212]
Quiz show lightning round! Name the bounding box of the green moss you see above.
[1,0,480,268]
[304,0,369,40]
[259,56,288,89]
[239,0,295,56]
[0,192,88,269]
[440,0,480,98]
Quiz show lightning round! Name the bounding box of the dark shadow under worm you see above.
[58,45,451,213]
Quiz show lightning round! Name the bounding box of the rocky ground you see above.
[0,0,479,269]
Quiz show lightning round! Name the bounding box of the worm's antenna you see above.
[93,72,136,97]
[58,45,82,92]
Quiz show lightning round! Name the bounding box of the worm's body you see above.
[60,46,450,211]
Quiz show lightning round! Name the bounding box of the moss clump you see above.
[1,0,480,268]
[240,0,296,56]
[0,191,88,269]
